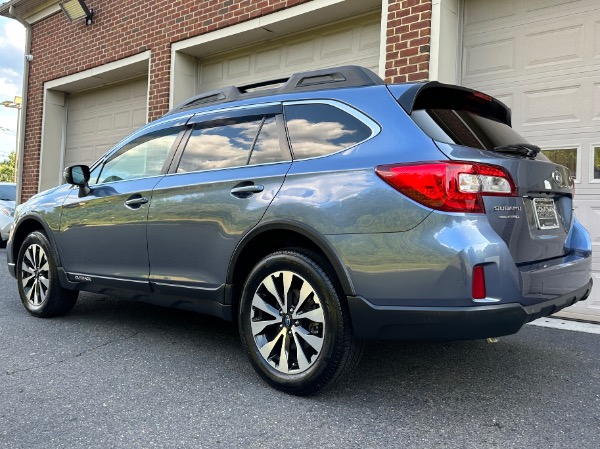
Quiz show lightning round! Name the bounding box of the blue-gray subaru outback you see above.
[6,66,593,395]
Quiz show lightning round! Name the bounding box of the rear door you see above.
[146,104,292,299]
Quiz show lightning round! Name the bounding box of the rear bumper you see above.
[348,280,593,340]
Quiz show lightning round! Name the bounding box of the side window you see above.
[284,103,372,160]
[248,116,287,166]
[177,117,263,173]
[98,128,180,184]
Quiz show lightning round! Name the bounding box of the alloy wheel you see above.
[250,270,325,374]
[20,244,50,308]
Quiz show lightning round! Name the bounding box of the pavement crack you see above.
[3,331,142,376]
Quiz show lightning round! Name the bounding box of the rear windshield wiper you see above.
[493,143,540,158]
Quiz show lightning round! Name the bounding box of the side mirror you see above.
[64,165,91,197]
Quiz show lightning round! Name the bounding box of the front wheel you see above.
[239,250,363,395]
[17,231,78,317]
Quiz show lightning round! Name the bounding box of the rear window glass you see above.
[177,118,263,173]
[248,116,286,166]
[412,109,528,151]
[285,104,372,159]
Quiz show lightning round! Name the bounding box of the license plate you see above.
[532,198,559,230]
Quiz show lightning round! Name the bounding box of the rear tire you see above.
[16,231,78,317]
[238,249,363,395]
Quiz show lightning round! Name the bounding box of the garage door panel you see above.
[527,0,580,12]
[467,74,599,137]
[66,77,148,167]
[255,48,283,74]
[521,84,583,127]
[80,117,97,135]
[524,25,584,69]
[463,38,515,78]
[227,55,252,79]
[463,10,598,87]
[593,83,600,120]
[464,0,600,321]
[286,40,317,67]
[321,28,354,59]
[132,108,147,128]
[358,21,380,51]
[198,13,380,92]
[465,0,516,25]
[96,114,112,133]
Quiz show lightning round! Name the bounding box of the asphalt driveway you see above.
[0,248,598,449]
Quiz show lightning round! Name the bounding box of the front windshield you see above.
[0,184,16,201]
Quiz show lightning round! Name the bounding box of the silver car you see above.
[0,182,15,246]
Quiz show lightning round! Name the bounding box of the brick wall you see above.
[21,0,432,200]
[384,0,432,83]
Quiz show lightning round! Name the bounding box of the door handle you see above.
[230,184,264,198]
[124,196,149,209]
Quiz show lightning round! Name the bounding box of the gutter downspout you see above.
[8,5,31,206]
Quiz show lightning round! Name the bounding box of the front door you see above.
[59,125,184,288]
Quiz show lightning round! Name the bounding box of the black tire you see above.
[16,231,78,318]
[238,249,363,395]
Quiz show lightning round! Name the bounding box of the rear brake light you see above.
[375,161,515,213]
[472,265,486,299]
[472,91,493,102]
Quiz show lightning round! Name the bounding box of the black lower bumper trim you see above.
[348,281,593,341]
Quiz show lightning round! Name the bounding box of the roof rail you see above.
[165,65,384,116]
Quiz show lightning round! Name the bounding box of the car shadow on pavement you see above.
[65,292,586,404]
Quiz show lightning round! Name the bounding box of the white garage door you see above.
[65,77,148,167]
[197,13,381,92]
[462,0,600,321]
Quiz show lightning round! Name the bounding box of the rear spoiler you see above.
[390,82,512,126]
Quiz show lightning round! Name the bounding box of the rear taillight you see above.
[375,161,515,213]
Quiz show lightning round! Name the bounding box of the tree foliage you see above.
[0,151,16,182]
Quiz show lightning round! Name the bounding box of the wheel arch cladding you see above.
[12,217,56,266]
[227,221,355,313]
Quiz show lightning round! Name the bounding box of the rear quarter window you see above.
[284,103,373,160]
